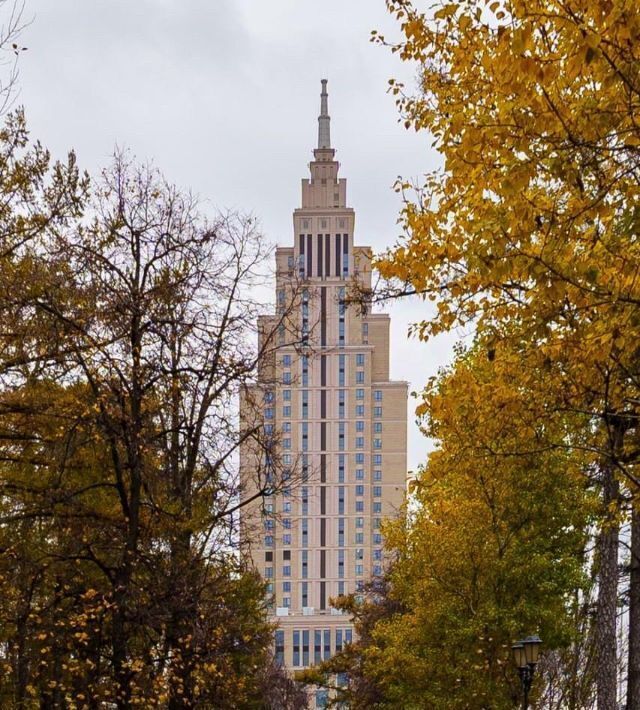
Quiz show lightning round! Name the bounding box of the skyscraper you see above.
[240,80,407,692]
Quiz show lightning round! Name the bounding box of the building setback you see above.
[240,80,408,701]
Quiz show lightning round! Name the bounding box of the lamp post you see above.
[511,635,542,710]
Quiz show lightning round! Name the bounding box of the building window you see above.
[265,567,273,578]
[356,353,365,366]
[362,323,369,338]
[339,354,346,386]
[338,549,345,578]
[356,548,364,560]
[264,535,274,547]
[374,406,382,418]
[356,371,365,384]
[302,487,309,515]
[302,581,308,607]
[302,519,308,547]
[283,389,291,401]
[283,354,292,367]
[356,468,364,480]
[374,389,383,401]
[374,439,382,449]
[283,565,291,577]
[283,422,291,433]
[287,255,294,269]
[302,550,308,578]
[373,454,382,465]
[374,469,382,481]
[283,533,291,545]
[302,390,309,419]
[302,422,309,451]
[283,518,292,529]
[338,389,346,419]
[355,532,364,544]
[373,533,382,544]
[373,486,382,497]
[374,518,381,529]
[374,549,383,561]
[338,422,345,451]
[283,596,291,607]
[303,630,310,666]
[356,389,364,400]
[356,404,365,417]
[356,437,364,449]
[355,500,364,513]
[283,371,291,385]
[283,406,291,417]
[264,407,273,419]
[356,517,364,528]
[356,485,364,497]
[338,519,345,547]
[356,420,364,432]
[338,486,345,515]
[374,422,382,433]
[293,630,300,666]
[275,630,285,665]
[356,453,364,464]
[283,438,291,450]
[355,564,363,576]
[283,581,292,592]
[373,502,382,513]
[338,454,345,483]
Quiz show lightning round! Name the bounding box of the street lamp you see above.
[511,635,542,710]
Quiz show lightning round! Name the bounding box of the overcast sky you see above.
[17,0,457,470]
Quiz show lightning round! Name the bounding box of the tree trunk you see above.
[627,504,640,709]
[595,456,620,710]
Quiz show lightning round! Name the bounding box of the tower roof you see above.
[317,78,331,150]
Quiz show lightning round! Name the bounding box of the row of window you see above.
[264,525,384,549]
[275,627,353,667]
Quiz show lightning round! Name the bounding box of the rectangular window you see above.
[355,500,364,513]
[338,581,345,596]
[265,567,273,578]
[338,486,345,515]
[283,565,291,577]
[373,533,382,544]
[264,535,273,547]
[356,453,365,464]
[302,519,308,547]
[373,486,382,497]
[315,630,322,664]
[283,518,292,529]
[302,422,309,451]
[338,518,345,547]
[293,630,300,666]
[374,422,382,433]
[303,630,310,666]
[283,438,291,449]
[283,389,292,401]
[356,485,364,497]
[373,502,382,513]
[374,470,382,481]
[336,629,343,653]
[374,549,383,561]
[283,354,291,367]
[356,517,364,528]
[264,407,274,419]
[356,371,365,384]
[338,549,345,578]
[374,454,382,465]
[338,389,345,419]
[374,389,383,401]
[338,422,345,451]
[356,353,365,366]
[264,391,274,403]
[302,550,308,579]
[356,420,364,432]
[283,371,291,385]
[356,404,365,417]
[275,629,285,665]
[374,406,382,418]
[283,533,291,545]
[374,439,382,449]
[302,390,309,419]
[338,454,345,483]
[374,518,381,529]
[283,406,291,417]
[355,532,364,544]
[302,581,308,607]
[283,581,291,592]
[356,468,364,480]
[355,564,363,576]
[356,389,364,400]
[356,437,364,449]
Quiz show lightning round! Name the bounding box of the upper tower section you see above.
[299,79,349,212]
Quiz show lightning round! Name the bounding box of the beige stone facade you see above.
[240,80,408,703]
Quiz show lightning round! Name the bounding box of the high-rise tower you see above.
[240,80,407,704]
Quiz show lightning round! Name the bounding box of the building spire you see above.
[317,78,331,149]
